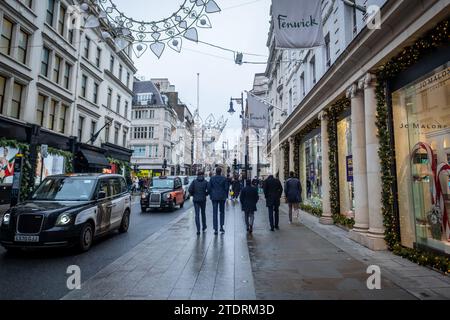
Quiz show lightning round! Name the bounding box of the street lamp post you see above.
[229,93,249,180]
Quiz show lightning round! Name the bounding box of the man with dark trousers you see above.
[208,167,229,235]
[263,172,283,231]
[189,171,209,235]
[240,179,259,234]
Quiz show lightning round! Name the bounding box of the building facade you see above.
[130,79,178,177]
[265,0,450,260]
[0,0,135,203]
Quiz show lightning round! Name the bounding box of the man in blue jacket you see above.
[208,167,229,235]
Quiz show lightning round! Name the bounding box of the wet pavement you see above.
[63,200,450,300]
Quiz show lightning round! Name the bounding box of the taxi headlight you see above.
[56,213,72,226]
[1,213,10,226]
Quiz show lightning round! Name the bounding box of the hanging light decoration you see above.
[80,0,221,59]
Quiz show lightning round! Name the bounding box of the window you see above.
[114,127,119,145]
[21,0,33,9]
[124,101,129,119]
[58,5,66,36]
[110,55,114,73]
[149,126,154,139]
[63,63,71,89]
[105,122,110,143]
[324,33,331,67]
[11,82,23,119]
[84,36,90,59]
[0,18,13,56]
[119,65,123,81]
[17,29,29,64]
[59,105,68,134]
[122,131,127,147]
[93,82,99,104]
[53,55,62,83]
[81,75,87,98]
[41,47,50,77]
[46,0,55,26]
[116,95,121,114]
[36,94,46,126]
[49,100,57,130]
[0,76,5,114]
[133,127,148,139]
[310,56,316,84]
[132,146,146,157]
[96,47,101,67]
[107,88,112,108]
[164,127,170,141]
[288,89,293,115]
[149,110,155,119]
[300,72,305,97]
[126,72,130,87]
[149,145,159,158]
[90,121,97,143]
[78,116,85,141]
[165,111,169,122]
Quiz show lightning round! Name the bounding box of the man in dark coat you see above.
[263,173,283,231]
[189,171,209,235]
[207,167,230,234]
[285,171,302,224]
[240,179,259,233]
[231,175,241,202]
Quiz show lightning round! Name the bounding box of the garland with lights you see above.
[108,157,132,185]
[375,18,449,273]
[325,98,355,229]
[80,0,221,58]
[281,141,290,179]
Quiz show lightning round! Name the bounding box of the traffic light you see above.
[233,158,237,170]
[163,159,167,169]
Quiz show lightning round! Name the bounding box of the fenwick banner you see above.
[272,0,325,49]
[247,94,269,129]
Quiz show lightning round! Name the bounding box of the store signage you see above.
[272,0,325,49]
[346,155,353,182]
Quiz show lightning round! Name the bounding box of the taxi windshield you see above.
[32,177,96,201]
[151,178,174,189]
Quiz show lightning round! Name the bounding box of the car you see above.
[140,176,185,212]
[0,174,131,253]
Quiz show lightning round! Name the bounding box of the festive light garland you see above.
[375,18,449,273]
[80,0,221,58]
[282,141,290,179]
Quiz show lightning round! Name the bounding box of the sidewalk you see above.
[63,200,449,300]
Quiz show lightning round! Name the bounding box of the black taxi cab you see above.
[140,176,185,212]
[0,174,131,253]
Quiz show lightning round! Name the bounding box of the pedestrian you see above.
[263,172,283,231]
[188,171,209,235]
[231,175,241,202]
[240,179,259,234]
[207,167,230,235]
[138,178,144,192]
[285,171,302,224]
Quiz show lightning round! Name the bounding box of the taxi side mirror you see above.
[98,191,107,200]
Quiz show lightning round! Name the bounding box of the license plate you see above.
[15,235,40,243]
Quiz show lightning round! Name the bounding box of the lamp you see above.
[228,99,236,115]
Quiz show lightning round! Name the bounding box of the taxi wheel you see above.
[78,222,94,252]
[180,201,184,209]
[119,210,130,233]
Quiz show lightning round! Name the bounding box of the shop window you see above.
[393,63,450,253]
[301,133,322,203]
[337,116,354,217]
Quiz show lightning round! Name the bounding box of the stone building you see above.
[265,0,450,259]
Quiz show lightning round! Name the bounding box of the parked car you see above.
[140,176,185,212]
[0,174,132,253]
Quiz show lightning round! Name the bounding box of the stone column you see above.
[363,74,387,250]
[319,111,333,225]
[347,83,370,240]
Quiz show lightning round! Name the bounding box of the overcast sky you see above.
[113,0,271,147]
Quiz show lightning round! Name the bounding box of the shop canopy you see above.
[78,149,110,169]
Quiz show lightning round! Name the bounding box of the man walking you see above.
[231,175,241,202]
[208,167,229,235]
[263,172,283,231]
[189,171,209,235]
[285,171,302,224]
[240,179,259,234]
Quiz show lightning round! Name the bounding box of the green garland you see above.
[0,138,32,201]
[300,203,323,217]
[281,141,290,179]
[375,18,449,273]
[107,157,132,184]
[325,98,355,229]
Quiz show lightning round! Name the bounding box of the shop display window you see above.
[303,133,322,202]
[393,63,450,253]
[337,116,355,217]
